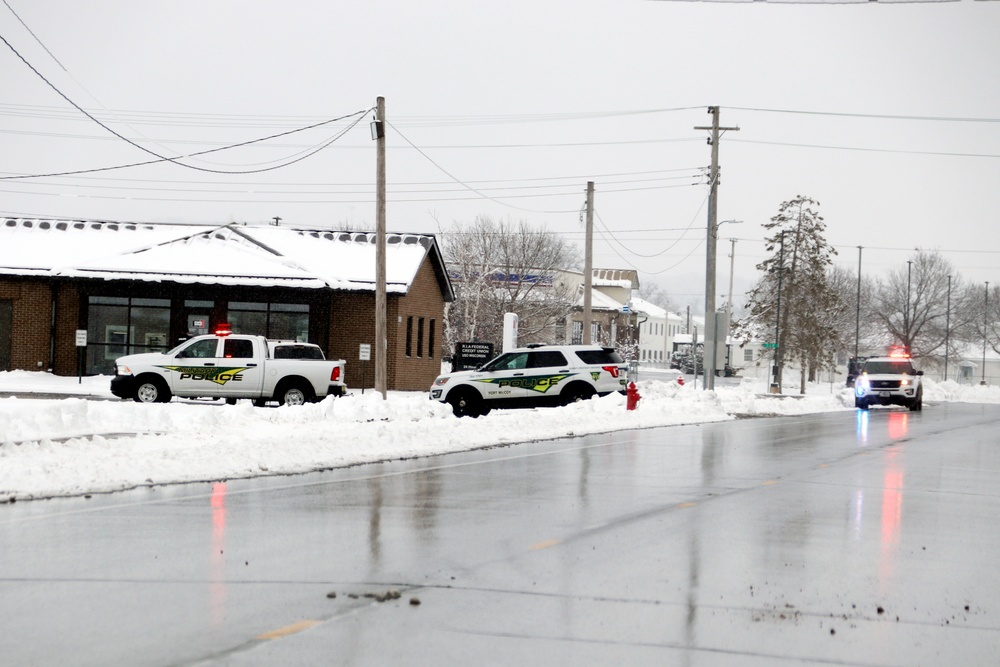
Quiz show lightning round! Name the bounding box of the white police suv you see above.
[853,348,924,411]
[430,344,628,417]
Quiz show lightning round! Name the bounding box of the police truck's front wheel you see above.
[134,376,171,404]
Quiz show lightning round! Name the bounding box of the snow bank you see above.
[0,371,994,501]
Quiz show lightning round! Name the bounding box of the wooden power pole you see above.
[583,181,594,344]
[694,106,739,390]
[375,96,387,398]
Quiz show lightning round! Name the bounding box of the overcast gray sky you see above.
[2,0,998,312]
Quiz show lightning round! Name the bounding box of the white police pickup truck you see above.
[111,331,346,406]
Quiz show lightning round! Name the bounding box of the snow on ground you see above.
[1,368,997,501]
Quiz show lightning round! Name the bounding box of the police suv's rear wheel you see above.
[562,382,596,406]
[909,391,923,412]
[134,377,170,404]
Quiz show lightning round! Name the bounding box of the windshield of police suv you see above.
[863,360,916,375]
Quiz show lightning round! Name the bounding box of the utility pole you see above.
[694,106,739,389]
[583,181,594,344]
[374,96,387,398]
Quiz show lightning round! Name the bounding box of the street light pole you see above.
[855,246,862,361]
[945,275,951,382]
[984,281,990,385]
[905,260,912,347]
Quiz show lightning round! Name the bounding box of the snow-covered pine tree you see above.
[735,196,843,393]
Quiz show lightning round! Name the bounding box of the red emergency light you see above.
[888,345,910,358]
[214,324,232,336]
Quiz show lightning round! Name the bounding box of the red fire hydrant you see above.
[677,375,685,386]
[626,381,641,411]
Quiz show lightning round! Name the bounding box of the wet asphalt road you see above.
[1,403,999,666]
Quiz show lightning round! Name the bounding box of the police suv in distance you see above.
[111,328,347,406]
[853,348,923,411]
[430,344,628,417]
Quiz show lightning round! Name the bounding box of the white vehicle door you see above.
[523,350,573,399]
[215,336,264,399]
[473,351,533,402]
[161,337,223,397]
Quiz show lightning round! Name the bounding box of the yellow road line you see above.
[676,502,697,509]
[529,539,561,550]
[256,620,320,640]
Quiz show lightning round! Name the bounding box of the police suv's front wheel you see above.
[448,388,488,418]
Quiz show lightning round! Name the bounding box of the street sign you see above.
[762,342,778,349]
[359,343,371,361]
[75,329,87,347]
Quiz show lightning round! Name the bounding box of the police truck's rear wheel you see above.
[278,381,313,406]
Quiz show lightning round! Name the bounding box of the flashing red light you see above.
[214,324,232,337]
[888,345,910,359]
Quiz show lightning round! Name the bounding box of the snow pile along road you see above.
[0,371,997,501]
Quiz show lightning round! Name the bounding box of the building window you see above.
[572,321,583,345]
[87,296,170,374]
[228,302,309,341]
[591,322,600,343]
[428,319,436,358]
[405,316,413,357]
[744,348,754,362]
[417,317,425,358]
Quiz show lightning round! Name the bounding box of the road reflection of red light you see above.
[879,451,903,590]
[887,412,909,440]
[211,482,227,625]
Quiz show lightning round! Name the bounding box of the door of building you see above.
[0,299,11,371]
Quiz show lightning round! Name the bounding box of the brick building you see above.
[0,218,454,391]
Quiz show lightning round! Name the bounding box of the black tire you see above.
[909,391,923,412]
[252,398,268,408]
[561,382,596,406]
[134,376,171,404]
[448,388,485,418]
[855,396,869,411]
[225,397,238,406]
[277,381,313,407]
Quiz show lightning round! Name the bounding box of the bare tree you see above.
[869,251,977,367]
[441,216,579,354]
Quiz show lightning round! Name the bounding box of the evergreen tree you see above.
[735,196,842,393]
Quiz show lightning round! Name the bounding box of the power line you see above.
[0,109,372,180]
[731,138,1000,159]
[0,31,372,176]
[726,106,1000,124]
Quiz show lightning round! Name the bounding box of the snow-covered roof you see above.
[575,287,625,311]
[592,268,639,289]
[0,218,452,297]
[631,296,666,319]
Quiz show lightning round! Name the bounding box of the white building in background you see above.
[631,297,689,368]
